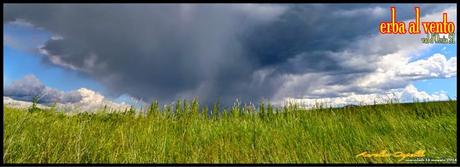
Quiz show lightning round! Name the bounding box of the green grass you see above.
[3,100,457,164]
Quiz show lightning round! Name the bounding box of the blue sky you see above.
[411,44,457,99]
[4,23,105,91]
[4,46,105,92]
[3,4,457,107]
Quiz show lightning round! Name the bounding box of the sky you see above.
[3,4,457,110]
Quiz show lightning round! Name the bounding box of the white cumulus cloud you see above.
[3,75,130,112]
[286,84,451,108]
[398,54,457,79]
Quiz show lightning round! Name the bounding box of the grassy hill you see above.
[3,100,457,164]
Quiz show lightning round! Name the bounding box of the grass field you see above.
[3,100,457,164]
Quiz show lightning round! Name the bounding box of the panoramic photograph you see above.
[3,3,457,164]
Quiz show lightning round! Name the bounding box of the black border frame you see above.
[2,1,459,166]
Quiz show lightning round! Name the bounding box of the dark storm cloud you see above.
[3,4,449,105]
[4,75,82,104]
